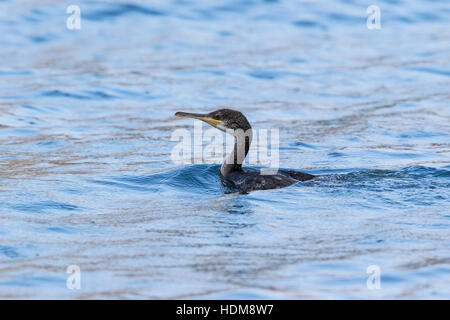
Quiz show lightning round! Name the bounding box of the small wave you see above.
[247,70,307,80]
[122,164,225,192]
[0,276,64,288]
[29,35,54,44]
[330,166,448,180]
[0,70,32,76]
[88,164,229,195]
[407,67,450,77]
[0,246,20,259]
[310,166,450,189]
[40,89,117,100]
[84,3,165,21]
[41,90,89,100]
[87,179,159,192]
[288,142,331,150]
[327,12,363,23]
[292,20,327,30]
[11,201,79,215]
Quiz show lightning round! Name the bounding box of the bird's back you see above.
[226,169,314,192]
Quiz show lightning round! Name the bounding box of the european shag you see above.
[175,109,315,192]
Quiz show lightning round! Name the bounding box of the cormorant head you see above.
[175,109,252,134]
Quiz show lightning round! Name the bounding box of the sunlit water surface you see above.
[0,0,449,299]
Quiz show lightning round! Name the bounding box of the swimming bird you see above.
[175,109,315,192]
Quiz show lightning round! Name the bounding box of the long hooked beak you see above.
[175,111,222,128]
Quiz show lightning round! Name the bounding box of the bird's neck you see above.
[221,129,252,178]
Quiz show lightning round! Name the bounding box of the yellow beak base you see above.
[175,112,223,127]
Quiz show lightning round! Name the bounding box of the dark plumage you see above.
[175,108,315,192]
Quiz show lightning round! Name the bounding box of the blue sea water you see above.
[0,0,449,299]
